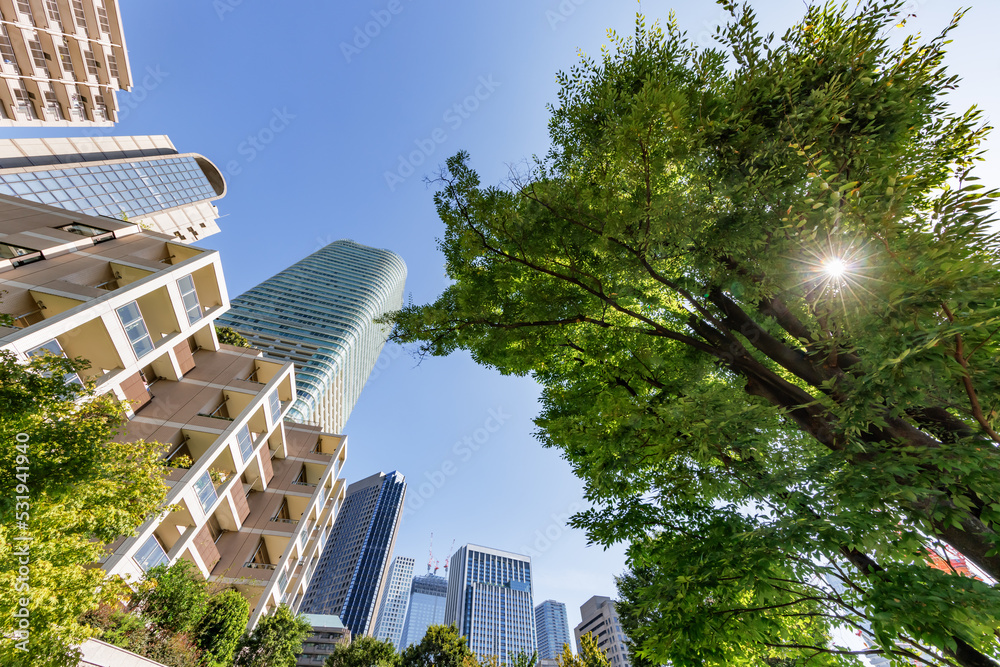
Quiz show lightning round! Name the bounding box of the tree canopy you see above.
[389,2,1000,666]
[0,351,168,666]
[233,604,312,667]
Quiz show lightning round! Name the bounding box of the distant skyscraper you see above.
[535,600,572,661]
[302,471,406,637]
[445,544,536,665]
[0,136,227,242]
[373,556,415,648]
[399,572,448,650]
[217,240,406,433]
[574,596,631,667]
[0,1,132,126]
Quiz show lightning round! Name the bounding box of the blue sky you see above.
[11,0,1000,635]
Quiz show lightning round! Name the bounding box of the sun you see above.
[821,256,848,278]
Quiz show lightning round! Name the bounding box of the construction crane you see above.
[443,538,456,574]
[427,532,434,574]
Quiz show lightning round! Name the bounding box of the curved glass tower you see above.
[217,239,406,433]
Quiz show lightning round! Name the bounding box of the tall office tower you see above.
[399,572,448,650]
[0,136,227,242]
[0,1,131,126]
[535,600,572,661]
[302,471,406,637]
[372,555,416,647]
[0,195,348,629]
[217,240,406,433]
[574,596,631,667]
[445,544,536,665]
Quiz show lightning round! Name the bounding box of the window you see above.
[57,45,73,77]
[28,38,47,71]
[268,391,281,424]
[106,51,118,79]
[116,301,154,357]
[133,535,168,572]
[15,0,34,21]
[193,471,217,513]
[13,89,35,120]
[250,538,271,565]
[96,0,111,33]
[0,242,36,260]
[45,0,63,26]
[71,0,88,30]
[43,92,62,120]
[272,497,291,521]
[84,49,99,77]
[235,424,253,463]
[0,26,18,74]
[177,274,203,324]
[26,339,83,387]
[58,222,109,237]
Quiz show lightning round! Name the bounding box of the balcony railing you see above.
[270,517,296,524]
[292,481,317,488]
[243,562,276,571]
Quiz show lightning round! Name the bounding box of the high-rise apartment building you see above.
[0,0,131,126]
[216,240,406,433]
[373,555,416,648]
[535,600,572,661]
[574,596,631,667]
[445,544,536,665]
[0,136,227,242]
[0,195,347,629]
[399,572,448,650]
[302,471,406,637]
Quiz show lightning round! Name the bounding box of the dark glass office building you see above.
[302,471,406,637]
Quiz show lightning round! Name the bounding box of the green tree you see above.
[0,352,168,666]
[557,635,608,667]
[233,604,311,667]
[216,325,252,348]
[130,559,209,634]
[325,635,400,667]
[389,3,1000,667]
[400,624,475,667]
[195,588,251,667]
[509,651,538,667]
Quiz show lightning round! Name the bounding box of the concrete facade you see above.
[0,195,347,629]
[295,614,351,667]
[574,596,631,667]
[0,0,132,126]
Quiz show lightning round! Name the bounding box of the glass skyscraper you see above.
[535,600,572,660]
[399,572,448,650]
[373,555,416,648]
[301,471,406,637]
[445,544,536,665]
[217,239,406,433]
[0,136,227,242]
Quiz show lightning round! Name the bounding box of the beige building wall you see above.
[0,0,131,126]
[0,195,346,629]
[574,596,632,667]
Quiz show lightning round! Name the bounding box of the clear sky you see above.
[10,0,999,636]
